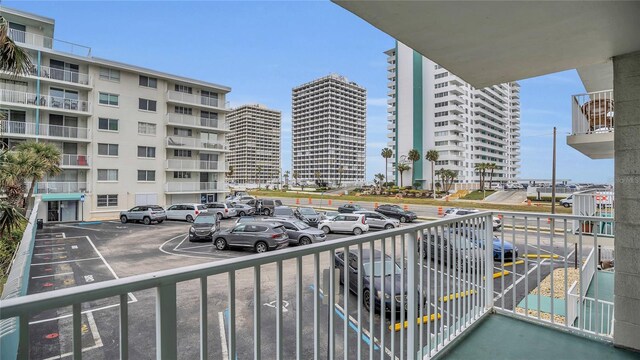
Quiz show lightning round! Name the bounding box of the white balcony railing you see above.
[7,28,91,57]
[30,65,90,86]
[36,182,87,194]
[571,90,614,135]
[60,154,90,167]
[573,190,614,237]
[166,90,230,110]
[0,89,91,113]
[0,120,90,139]
[165,159,220,171]
[166,113,229,131]
[165,136,228,151]
[165,182,225,192]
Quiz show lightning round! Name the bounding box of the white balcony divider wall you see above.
[572,191,615,237]
[0,212,615,359]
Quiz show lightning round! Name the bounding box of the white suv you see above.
[443,208,502,230]
[319,213,369,235]
[166,203,208,222]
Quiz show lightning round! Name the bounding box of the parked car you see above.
[354,210,400,230]
[119,205,166,225]
[294,206,322,227]
[337,204,365,213]
[273,206,296,219]
[560,194,573,208]
[188,214,220,242]
[323,211,340,221]
[249,199,283,216]
[236,216,257,224]
[229,202,255,216]
[419,231,484,271]
[204,202,237,220]
[165,203,208,222]
[213,222,289,253]
[319,213,369,235]
[443,208,502,230]
[452,227,519,261]
[334,249,410,313]
[235,195,256,204]
[374,204,418,223]
[270,218,326,245]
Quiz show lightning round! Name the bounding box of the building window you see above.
[174,149,192,157]
[435,72,449,79]
[97,169,118,181]
[435,101,448,108]
[435,111,449,117]
[435,121,448,127]
[98,143,118,156]
[98,118,118,131]
[435,91,448,98]
[175,106,192,115]
[174,171,191,179]
[138,122,157,135]
[173,128,192,137]
[138,146,156,158]
[138,98,157,112]
[97,194,118,207]
[99,68,120,82]
[137,170,156,182]
[435,82,448,89]
[175,84,192,94]
[99,92,119,106]
[434,131,448,137]
[139,75,157,88]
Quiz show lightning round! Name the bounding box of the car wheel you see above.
[363,289,371,311]
[216,213,223,221]
[214,238,227,250]
[385,224,394,230]
[143,217,151,225]
[321,226,331,234]
[238,211,245,217]
[186,215,194,223]
[400,216,407,223]
[157,220,163,224]
[255,241,268,253]
[120,215,127,224]
[299,236,311,246]
[563,203,570,208]
[263,209,271,216]
[353,227,363,235]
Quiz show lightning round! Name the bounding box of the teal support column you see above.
[35,50,41,137]
[394,42,399,185]
[412,51,424,187]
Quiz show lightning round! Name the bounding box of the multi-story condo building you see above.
[227,104,281,185]
[0,8,230,222]
[385,42,521,189]
[291,74,366,185]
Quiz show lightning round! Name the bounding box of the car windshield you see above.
[273,226,286,234]
[194,216,215,224]
[293,220,310,229]
[299,208,316,215]
[274,208,294,216]
[362,260,401,277]
[151,206,164,211]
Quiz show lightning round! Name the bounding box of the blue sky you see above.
[5,1,614,183]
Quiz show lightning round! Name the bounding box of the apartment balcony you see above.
[0,89,91,116]
[166,113,230,133]
[7,28,91,57]
[0,120,91,141]
[35,181,87,194]
[165,159,225,172]
[566,90,614,159]
[60,154,90,168]
[387,123,396,131]
[166,90,230,112]
[1,211,628,359]
[165,136,229,152]
[165,182,227,194]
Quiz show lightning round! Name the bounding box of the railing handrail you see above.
[0,211,489,319]
[7,28,91,57]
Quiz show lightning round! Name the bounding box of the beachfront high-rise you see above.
[386,42,521,189]
[291,74,366,185]
[227,104,281,185]
[0,7,231,222]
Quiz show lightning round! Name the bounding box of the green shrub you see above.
[526,196,566,203]
[0,223,25,280]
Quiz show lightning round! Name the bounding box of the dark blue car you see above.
[451,227,519,261]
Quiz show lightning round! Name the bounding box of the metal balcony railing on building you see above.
[0,211,617,359]
[0,120,90,140]
[571,90,614,135]
[165,159,220,171]
[166,113,229,131]
[60,154,90,167]
[572,190,614,237]
[36,182,87,194]
[165,182,225,193]
[0,89,91,114]
[27,65,91,86]
[7,29,92,57]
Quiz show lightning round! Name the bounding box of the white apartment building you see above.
[386,42,521,189]
[292,74,366,185]
[227,104,281,185]
[0,8,230,222]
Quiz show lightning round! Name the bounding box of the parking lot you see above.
[24,210,582,359]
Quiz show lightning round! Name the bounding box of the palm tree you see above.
[487,163,497,190]
[407,149,421,188]
[0,150,29,207]
[283,170,290,186]
[226,165,234,178]
[15,142,61,209]
[292,170,299,186]
[0,200,26,240]
[425,150,439,198]
[337,166,344,187]
[374,173,385,191]
[256,166,263,189]
[381,148,393,187]
[0,17,33,77]
[396,163,411,187]
[314,171,322,187]
[474,162,488,191]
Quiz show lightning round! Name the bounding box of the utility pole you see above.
[551,127,557,214]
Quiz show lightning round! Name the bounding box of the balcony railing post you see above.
[484,214,494,311]
[156,283,177,360]
[406,230,418,359]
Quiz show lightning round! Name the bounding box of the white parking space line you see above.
[85,236,137,303]
[176,243,213,250]
[173,235,189,251]
[31,257,101,266]
[493,260,547,302]
[34,244,66,248]
[32,272,74,279]
[218,312,229,360]
[33,252,67,256]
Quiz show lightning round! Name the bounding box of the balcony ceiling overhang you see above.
[334,1,640,88]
